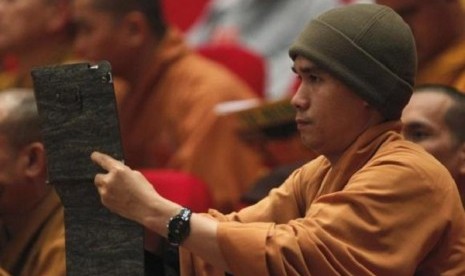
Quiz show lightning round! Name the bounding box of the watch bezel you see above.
[167,208,192,246]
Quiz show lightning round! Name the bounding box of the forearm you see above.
[182,214,229,271]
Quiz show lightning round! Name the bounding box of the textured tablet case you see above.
[31,61,144,276]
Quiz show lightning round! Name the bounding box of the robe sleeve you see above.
[217,159,463,275]
[181,154,465,275]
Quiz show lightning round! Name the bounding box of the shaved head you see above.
[88,0,166,37]
[0,89,42,150]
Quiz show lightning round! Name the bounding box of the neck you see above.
[121,37,160,88]
[1,186,51,239]
[326,112,385,165]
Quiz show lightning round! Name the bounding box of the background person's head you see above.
[288,4,416,162]
[72,0,166,77]
[0,89,48,219]
[376,0,465,68]
[402,84,465,202]
[0,0,73,56]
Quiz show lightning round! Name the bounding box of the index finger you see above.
[91,151,123,171]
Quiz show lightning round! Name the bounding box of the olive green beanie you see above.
[289,4,417,120]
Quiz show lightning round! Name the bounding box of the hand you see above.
[91,152,228,270]
[91,151,162,225]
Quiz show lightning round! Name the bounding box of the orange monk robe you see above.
[416,37,465,93]
[116,28,268,212]
[180,121,465,275]
[0,189,65,276]
[0,50,76,91]
[0,71,15,91]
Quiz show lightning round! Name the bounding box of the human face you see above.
[0,0,56,53]
[402,91,462,178]
[0,135,36,217]
[291,56,374,164]
[72,0,128,75]
[376,0,456,67]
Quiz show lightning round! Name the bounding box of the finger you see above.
[94,173,105,188]
[91,151,121,171]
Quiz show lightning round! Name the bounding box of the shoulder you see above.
[354,139,456,199]
[372,139,449,178]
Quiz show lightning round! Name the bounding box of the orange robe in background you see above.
[116,28,268,212]
[180,121,465,275]
[0,72,15,91]
[416,38,465,93]
[0,189,65,276]
[0,49,75,91]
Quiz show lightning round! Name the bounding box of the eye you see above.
[308,74,322,83]
[404,128,431,142]
[73,20,92,36]
[79,26,93,36]
[291,68,302,81]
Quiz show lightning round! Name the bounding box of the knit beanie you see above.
[289,4,417,120]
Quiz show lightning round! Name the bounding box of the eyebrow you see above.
[291,65,325,75]
[402,121,431,131]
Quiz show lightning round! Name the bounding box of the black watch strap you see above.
[167,208,192,246]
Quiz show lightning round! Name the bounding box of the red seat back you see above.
[161,0,210,32]
[140,169,212,212]
[197,44,266,98]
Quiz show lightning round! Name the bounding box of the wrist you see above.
[143,199,182,236]
[166,207,193,246]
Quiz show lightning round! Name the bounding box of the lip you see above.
[295,118,311,130]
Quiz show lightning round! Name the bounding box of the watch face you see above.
[167,209,192,246]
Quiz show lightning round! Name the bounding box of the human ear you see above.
[120,11,151,47]
[458,142,465,175]
[19,142,47,179]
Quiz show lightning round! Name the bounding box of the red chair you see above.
[197,44,267,98]
[1,53,18,73]
[161,0,210,32]
[139,169,212,212]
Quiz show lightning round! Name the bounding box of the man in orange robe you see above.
[0,0,75,90]
[402,84,465,207]
[377,0,465,92]
[0,89,65,276]
[90,4,465,275]
[72,0,268,212]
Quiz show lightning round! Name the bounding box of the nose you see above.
[291,83,309,111]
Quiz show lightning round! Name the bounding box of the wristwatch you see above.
[167,208,192,246]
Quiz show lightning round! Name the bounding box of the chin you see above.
[300,137,315,149]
